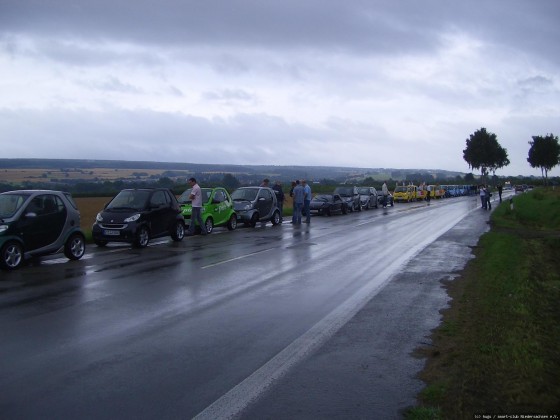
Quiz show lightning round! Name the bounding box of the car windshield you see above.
[0,193,30,218]
[107,190,151,210]
[231,189,258,201]
[395,186,407,192]
[313,195,332,202]
[334,187,353,196]
[357,188,371,194]
[178,188,212,204]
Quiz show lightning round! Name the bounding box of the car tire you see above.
[64,233,86,260]
[271,210,281,225]
[249,213,259,227]
[326,208,331,216]
[227,214,237,231]
[205,217,214,234]
[342,205,348,214]
[1,241,24,270]
[171,221,185,241]
[134,226,150,248]
[94,240,108,247]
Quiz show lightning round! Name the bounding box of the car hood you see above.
[233,200,254,210]
[99,209,144,223]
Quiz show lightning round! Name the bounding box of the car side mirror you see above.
[258,197,266,201]
[24,212,37,219]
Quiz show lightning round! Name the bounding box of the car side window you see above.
[260,189,272,201]
[214,190,225,203]
[150,191,168,207]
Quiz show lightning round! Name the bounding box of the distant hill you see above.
[0,158,464,184]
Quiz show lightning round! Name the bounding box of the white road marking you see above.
[201,248,275,269]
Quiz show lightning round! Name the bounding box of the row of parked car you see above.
[0,186,283,270]
[0,181,478,270]
[309,186,394,216]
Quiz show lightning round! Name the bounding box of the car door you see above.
[210,189,227,225]
[20,194,67,251]
[148,190,171,236]
[256,189,273,220]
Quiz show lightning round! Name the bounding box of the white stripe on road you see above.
[201,248,275,269]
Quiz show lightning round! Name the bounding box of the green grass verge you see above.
[408,188,560,419]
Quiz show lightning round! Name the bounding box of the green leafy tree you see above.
[527,133,560,185]
[463,128,510,183]
[222,173,241,191]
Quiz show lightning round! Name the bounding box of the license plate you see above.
[103,229,120,236]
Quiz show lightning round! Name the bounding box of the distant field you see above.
[0,168,169,183]
[75,196,111,229]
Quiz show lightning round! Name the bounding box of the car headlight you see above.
[124,213,141,222]
[0,224,8,234]
[243,204,252,211]
[96,213,103,222]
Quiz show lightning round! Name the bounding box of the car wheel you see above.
[205,217,214,234]
[0,241,24,270]
[271,210,281,225]
[249,213,259,227]
[134,226,150,248]
[64,233,86,260]
[171,221,185,241]
[94,240,108,247]
[227,214,237,231]
[326,208,331,216]
[342,205,348,214]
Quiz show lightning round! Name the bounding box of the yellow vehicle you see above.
[393,185,417,202]
[417,186,428,201]
[428,185,445,199]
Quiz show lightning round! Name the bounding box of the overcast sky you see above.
[1,1,559,176]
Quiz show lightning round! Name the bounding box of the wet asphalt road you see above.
[0,194,501,419]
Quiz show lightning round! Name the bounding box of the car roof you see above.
[1,189,69,195]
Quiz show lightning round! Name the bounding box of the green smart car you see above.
[178,187,237,234]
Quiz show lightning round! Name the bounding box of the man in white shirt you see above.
[187,177,207,235]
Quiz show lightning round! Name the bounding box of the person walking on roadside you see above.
[381,181,389,208]
[272,181,285,222]
[497,183,503,202]
[479,185,486,209]
[426,185,431,204]
[302,180,312,224]
[292,180,304,225]
[187,177,207,235]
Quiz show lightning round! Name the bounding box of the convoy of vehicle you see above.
[0,182,490,269]
[178,187,237,234]
[0,190,86,270]
[92,188,185,248]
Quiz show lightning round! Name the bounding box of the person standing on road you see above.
[497,183,503,202]
[292,180,304,225]
[302,180,312,224]
[260,178,270,187]
[485,185,492,210]
[187,177,207,235]
[272,181,285,222]
[426,185,431,204]
[381,181,389,208]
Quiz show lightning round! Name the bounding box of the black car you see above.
[92,188,185,248]
[309,194,348,216]
[377,192,394,207]
[333,186,361,212]
[0,190,86,270]
[357,187,378,209]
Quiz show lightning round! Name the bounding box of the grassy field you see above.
[408,188,560,418]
